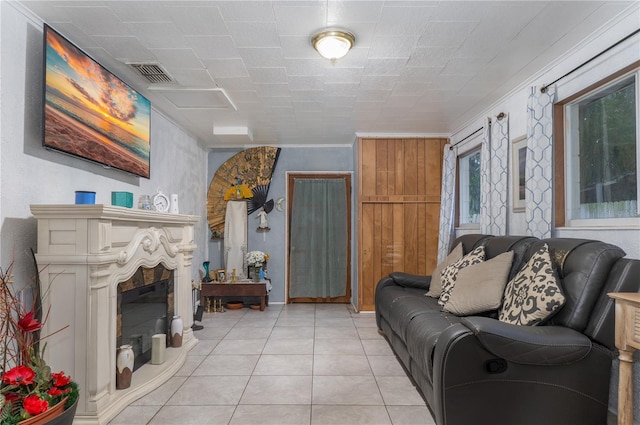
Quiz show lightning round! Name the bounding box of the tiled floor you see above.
[108,303,435,425]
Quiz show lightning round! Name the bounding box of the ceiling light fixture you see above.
[311,29,355,61]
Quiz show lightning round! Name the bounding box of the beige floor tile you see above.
[376,376,426,406]
[276,317,316,327]
[188,339,220,356]
[253,354,313,375]
[108,406,161,424]
[315,317,355,327]
[269,326,315,339]
[166,375,249,405]
[192,354,259,376]
[224,326,273,339]
[132,377,187,406]
[235,317,277,328]
[367,356,408,377]
[211,338,267,355]
[311,405,391,425]
[193,326,232,340]
[174,355,206,376]
[313,355,372,376]
[240,375,313,405]
[386,405,436,425]
[312,376,384,405]
[361,339,394,356]
[148,405,236,425]
[357,327,385,340]
[315,326,359,339]
[230,404,311,425]
[314,338,364,355]
[263,338,314,354]
[352,315,378,328]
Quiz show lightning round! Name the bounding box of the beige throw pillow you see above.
[499,243,566,326]
[438,246,486,307]
[442,251,514,315]
[425,243,463,298]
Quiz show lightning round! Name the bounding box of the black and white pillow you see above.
[438,246,485,307]
[499,243,565,326]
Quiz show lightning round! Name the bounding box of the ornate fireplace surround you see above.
[30,204,200,425]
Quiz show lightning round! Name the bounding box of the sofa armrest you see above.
[460,316,592,365]
[389,272,431,290]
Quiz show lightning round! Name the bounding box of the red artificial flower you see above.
[1,365,35,386]
[17,311,42,333]
[3,392,20,402]
[47,387,65,397]
[22,395,49,416]
[51,372,71,387]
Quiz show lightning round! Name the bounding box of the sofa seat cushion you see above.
[405,311,464,382]
[385,291,442,339]
[376,285,431,333]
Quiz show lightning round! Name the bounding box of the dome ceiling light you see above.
[311,29,356,62]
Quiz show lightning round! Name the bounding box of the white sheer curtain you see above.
[479,118,492,234]
[525,86,556,239]
[224,200,247,279]
[437,144,457,263]
[479,115,510,235]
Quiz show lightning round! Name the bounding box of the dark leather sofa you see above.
[375,234,640,425]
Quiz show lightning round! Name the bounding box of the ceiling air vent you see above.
[129,63,173,84]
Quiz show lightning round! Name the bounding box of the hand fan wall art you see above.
[207,146,281,237]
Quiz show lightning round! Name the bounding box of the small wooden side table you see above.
[201,282,269,311]
[609,292,640,425]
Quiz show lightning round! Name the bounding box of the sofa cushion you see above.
[387,291,442,339]
[443,251,514,315]
[439,246,485,307]
[425,243,463,298]
[499,243,565,326]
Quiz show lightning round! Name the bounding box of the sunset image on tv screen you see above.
[43,26,151,178]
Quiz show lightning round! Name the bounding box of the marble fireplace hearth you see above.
[31,204,200,425]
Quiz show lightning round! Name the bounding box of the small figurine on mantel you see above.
[257,207,270,231]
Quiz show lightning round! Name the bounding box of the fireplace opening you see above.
[117,265,175,371]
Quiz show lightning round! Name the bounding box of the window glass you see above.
[459,149,481,225]
[566,73,638,221]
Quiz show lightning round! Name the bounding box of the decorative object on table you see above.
[230,269,237,283]
[207,147,281,236]
[246,251,268,282]
[151,334,166,365]
[138,194,153,210]
[215,269,226,282]
[111,191,133,208]
[0,254,79,425]
[75,190,96,204]
[202,261,212,282]
[224,200,248,280]
[115,344,134,390]
[169,194,179,214]
[153,190,170,212]
[170,315,183,348]
[226,301,243,310]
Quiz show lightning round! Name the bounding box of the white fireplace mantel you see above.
[31,204,200,425]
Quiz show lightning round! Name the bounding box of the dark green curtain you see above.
[289,178,348,298]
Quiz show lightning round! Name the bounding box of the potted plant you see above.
[0,257,78,425]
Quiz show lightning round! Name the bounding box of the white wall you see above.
[451,4,640,259]
[0,2,209,294]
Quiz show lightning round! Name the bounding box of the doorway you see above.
[287,173,351,303]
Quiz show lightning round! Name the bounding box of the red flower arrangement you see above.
[0,257,78,424]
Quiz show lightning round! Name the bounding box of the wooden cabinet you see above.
[357,137,447,311]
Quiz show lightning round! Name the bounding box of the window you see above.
[564,70,639,225]
[458,148,481,225]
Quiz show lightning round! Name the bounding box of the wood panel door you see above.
[357,138,447,311]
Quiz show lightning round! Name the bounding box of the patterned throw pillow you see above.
[425,243,463,298]
[499,243,565,326]
[438,246,485,307]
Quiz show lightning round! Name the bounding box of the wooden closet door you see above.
[357,138,446,311]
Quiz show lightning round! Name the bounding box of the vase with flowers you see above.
[245,251,268,282]
[0,257,78,425]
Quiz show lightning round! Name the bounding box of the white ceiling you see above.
[16,0,635,148]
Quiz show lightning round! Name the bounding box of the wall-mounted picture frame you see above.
[215,269,226,282]
[512,136,527,212]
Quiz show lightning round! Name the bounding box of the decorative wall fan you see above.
[207,147,281,236]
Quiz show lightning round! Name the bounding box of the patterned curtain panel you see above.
[488,113,509,235]
[479,118,492,234]
[437,144,457,263]
[525,86,556,238]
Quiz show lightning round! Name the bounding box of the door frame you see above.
[285,171,352,304]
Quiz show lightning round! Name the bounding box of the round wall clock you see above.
[153,190,170,212]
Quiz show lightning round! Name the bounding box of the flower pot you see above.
[19,397,68,425]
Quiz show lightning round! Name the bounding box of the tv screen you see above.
[43,24,151,178]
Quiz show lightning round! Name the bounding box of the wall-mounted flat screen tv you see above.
[43,24,151,178]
